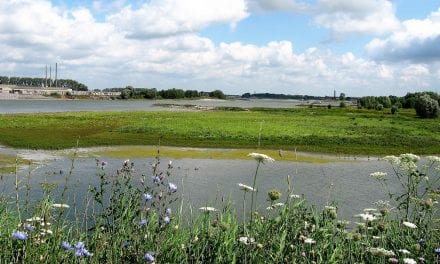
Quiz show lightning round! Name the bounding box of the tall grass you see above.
[0,152,439,263]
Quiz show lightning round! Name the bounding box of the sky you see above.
[0,0,440,96]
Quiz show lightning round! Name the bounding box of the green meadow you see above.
[0,107,438,155]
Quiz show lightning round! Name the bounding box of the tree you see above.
[339,93,346,101]
[414,94,439,118]
[209,90,226,99]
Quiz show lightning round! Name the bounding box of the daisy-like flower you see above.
[402,221,417,229]
[237,183,255,192]
[11,231,28,240]
[402,258,416,264]
[52,203,70,209]
[199,207,218,212]
[238,236,255,245]
[398,249,411,255]
[370,172,387,180]
[247,153,275,163]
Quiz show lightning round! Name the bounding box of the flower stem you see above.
[250,161,261,231]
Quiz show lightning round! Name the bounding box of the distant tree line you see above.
[0,76,88,91]
[241,92,354,101]
[358,92,439,118]
[103,86,226,100]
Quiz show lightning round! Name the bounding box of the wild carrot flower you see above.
[388,258,399,264]
[427,156,440,163]
[237,183,255,192]
[355,213,376,222]
[52,203,70,208]
[238,236,255,245]
[370,172,387,180]
[248,152,275,163]
[290,194,301,199]
[26,216,43,222]
[11,231,28,240]
[368,247,395,257]
[402,221,417,229]
[168,183,177,193]
[199,207,218,212]
[383,155,400,164]
[402,258,416,264]
[144,252,155,262]
[303,238,316,244]
[143,193,153,201]
[398,249,411,255]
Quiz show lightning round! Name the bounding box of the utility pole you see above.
[45,65,47,87]
[49,65,52,87]
[55,63,58,88]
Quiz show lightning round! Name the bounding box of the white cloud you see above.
[366,8,440,62]
[107,0,249,39]
[248,0,309,13]
[314,0,400,35]
[0,0,438,96]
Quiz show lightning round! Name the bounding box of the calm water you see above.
[0,152,400,222]
[0,99,308,114]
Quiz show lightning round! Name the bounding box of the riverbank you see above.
[0,107,438,155]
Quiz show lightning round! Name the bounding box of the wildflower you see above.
[256,243,263,249]
[372,236,382,239]
[40,229,53,235]
[101,161,107,167]
[303,238,316,244]
[168,183,177,193]
[402,258,416,264]
[144,252,155,262]
[74,242,93,257]
[199,207,218,212]
[383,155,400,164]
[143,193,153,202]
[163,216,170,224]
[122,241,131,248]
[370,172,387,180]
[368,247,395,257]
[237,183,255,192]
[363,208,377,212]
[11,231,28,241]
[248,153,275,163]
[402,221,417,229]
[427,156,440,163]
[52,203,70,209]
[123,159,130,166]
[151,176,161,184]
[268,189,281,201]
[238,236,255,245]
[434,248,440,254]
[400,154,420,163]
[398,249,411,255]
[388,258,399,264]
[290,194,301,199]
[62,241,74,250]
[139,219,147,226]
[26,216,43,222]
[354,213,376,222]
[24,223,34,232]
[325,206,336,210]
[165,208,172,215]
[301,252,306,257]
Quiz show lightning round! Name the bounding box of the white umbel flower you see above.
[199,207,218,212]
[52,203,70,208]
[247,153,275,163]
[368,247,395,257]
[354,213,376,222]
[398,249,411,255]
[237,183,255,192]
[402,221,417,229]
[403,258,417,264]
[303,238,316,244]
[427,156,440,163]
[239,236,255,245]
[370,172,387,180]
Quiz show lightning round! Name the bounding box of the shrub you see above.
[375,104,383,111]
[391,105,398,115]
[414,94,439,118]
[339,101,346,108]
[327,104,332,109]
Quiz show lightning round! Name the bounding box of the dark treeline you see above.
[241,92,354,101]
[357,92,439,109]
[0,76,88,91]
[103,86,226,100]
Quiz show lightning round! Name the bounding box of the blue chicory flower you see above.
[163,216,171,224]
[144,252,155,262]
[151,176,161,184]
[74,241,93,257]
[11,231,28,241]
[165,208,172,215]
[62,241,74,250]
[434,248,440,255]
[122,240,131,248]
[143,193,153,201]
[168,183,177,193]
[24,223,34,232]
[139,219,147,226]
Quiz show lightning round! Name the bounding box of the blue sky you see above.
[0,0,439,96]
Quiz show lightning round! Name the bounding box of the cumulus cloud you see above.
[107,0,249,39]
[366,8,440,62]
[248,0,309,13]
[314,0,400,35]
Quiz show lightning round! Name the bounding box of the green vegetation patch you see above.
[0,107,438,155]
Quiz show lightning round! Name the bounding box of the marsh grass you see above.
[0,152,439,263]
[0,107,438,155]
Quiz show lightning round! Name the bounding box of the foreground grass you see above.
[0,107,439,155]
[0,153,439,263]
